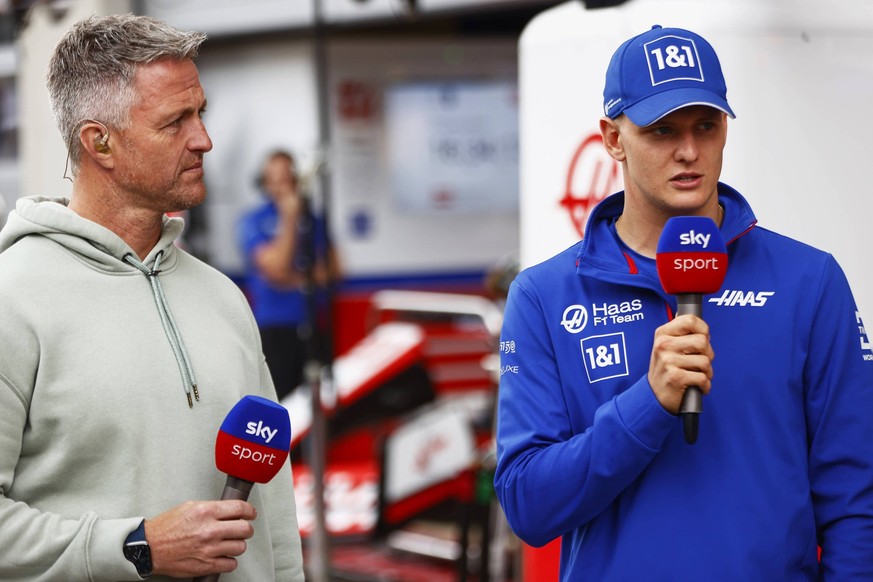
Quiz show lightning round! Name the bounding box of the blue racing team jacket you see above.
[494,183,873,581]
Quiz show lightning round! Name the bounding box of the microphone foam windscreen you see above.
[656,216,728,295]
[215,395,292,484]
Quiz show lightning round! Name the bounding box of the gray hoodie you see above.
[0,196,303,581]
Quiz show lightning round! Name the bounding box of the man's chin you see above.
[170,186,207,212]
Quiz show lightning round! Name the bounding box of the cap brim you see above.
[623,87,736,127]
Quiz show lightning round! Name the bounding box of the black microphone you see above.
[655,216,728,444]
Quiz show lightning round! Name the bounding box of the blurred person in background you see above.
[238,149,341,401]
[0,14,303,581]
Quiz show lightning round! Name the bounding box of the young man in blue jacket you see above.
[494,25,873,580]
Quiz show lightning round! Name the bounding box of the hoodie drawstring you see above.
[123,251,200,407]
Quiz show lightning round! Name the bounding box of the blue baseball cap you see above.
[603,25,735,126]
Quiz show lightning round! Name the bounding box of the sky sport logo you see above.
[245,420,278,444]
[679,229,711,248]
[229,419,284,468]
[215,395,291,484]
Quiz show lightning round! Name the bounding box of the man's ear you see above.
[599,116,626,162]
[80,121,114,168]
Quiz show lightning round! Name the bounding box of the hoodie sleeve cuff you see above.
[87,516,147,581]
[614,377,676,451]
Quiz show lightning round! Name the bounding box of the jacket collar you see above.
[576,182,757,290]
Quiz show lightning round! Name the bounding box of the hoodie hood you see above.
[0,195,201,407]
[0,196,185,270]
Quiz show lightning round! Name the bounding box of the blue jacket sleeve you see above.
[493,277,676,547]
[237,209,269,264]
[804,256,873,578]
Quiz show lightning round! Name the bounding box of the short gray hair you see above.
[47,14,207,173]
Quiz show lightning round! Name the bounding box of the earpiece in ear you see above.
[94,133,110,154]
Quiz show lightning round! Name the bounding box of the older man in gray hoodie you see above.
[0,14,304,582]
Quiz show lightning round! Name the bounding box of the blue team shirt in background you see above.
[238,200,330,328]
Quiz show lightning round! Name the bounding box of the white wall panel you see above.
[327,39,520,277]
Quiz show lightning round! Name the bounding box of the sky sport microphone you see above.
[193,395,292,582]
[655,216,728,444]
[214,395,291,500]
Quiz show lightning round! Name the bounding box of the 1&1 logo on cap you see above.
[644,35,704,86]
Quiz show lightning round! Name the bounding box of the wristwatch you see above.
[122,520,153,578]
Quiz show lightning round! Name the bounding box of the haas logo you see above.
[561,304,589,333]
[561,133,621,238]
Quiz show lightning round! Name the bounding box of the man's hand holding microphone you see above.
[653,216,728,444]
[130,396,291,580]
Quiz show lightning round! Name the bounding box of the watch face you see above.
[124,540,153,577]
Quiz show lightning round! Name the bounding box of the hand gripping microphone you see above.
[655,216,728,444]
[194,395,291,582]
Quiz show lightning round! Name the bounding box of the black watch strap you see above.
[123,519,153,578]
